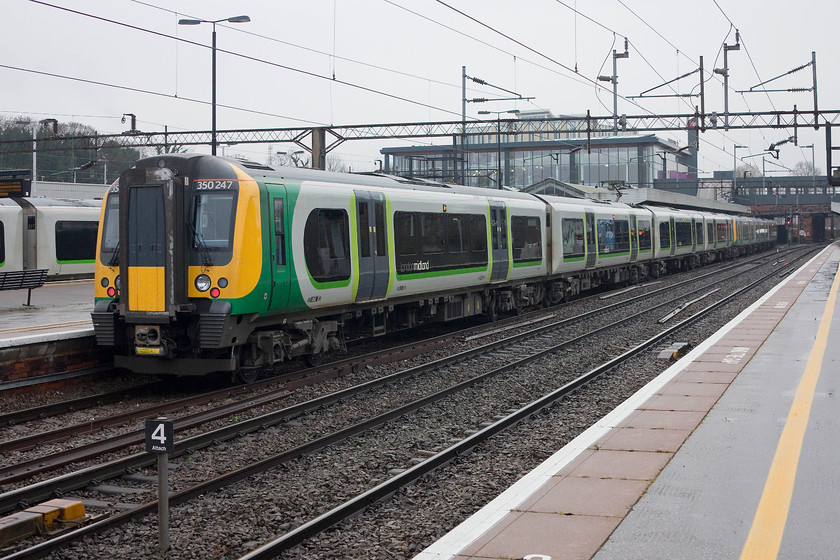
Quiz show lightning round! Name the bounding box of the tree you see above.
[0,116,141,184]
[736,163,761,178]
[792,160,821,176]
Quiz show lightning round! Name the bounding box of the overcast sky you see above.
[5,0,838,176]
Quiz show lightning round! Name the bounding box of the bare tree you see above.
[736,163,761,178]
[793,160,821,176]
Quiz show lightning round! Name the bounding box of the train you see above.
[0,197,100,278]
[91,154,776,381]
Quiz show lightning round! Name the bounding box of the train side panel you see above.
[0,201,24,272]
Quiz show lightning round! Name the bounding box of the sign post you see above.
[145,417,174,552]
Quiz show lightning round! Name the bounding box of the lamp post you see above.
[478,109,519,188]
[800,144,816,190]
[178,15,251,155]
[15,118,57,183]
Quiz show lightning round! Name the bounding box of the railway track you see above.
[0,246,816,558]
[0,247,798,490]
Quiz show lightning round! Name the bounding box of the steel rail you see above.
[0,247,797,508]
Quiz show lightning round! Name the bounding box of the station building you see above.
[380,110,840,243]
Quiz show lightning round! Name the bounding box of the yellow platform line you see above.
[740,260,840,559]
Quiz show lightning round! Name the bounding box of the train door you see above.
[629,214,638,261]
[125,184,167,314]
[268,186,290,310]
[584,211,596,268]
[355,190,389,302]
[669,217,677,256]
[691,218,697,251]
[18,199,36,271]
[489,202,509,282]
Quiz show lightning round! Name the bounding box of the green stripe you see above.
[396,265,486,281]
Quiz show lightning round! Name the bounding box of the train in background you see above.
[0,197,100,278]
[91,154,776,381]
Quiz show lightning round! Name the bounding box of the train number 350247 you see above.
[195,180,235,190]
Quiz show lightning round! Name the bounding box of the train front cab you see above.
[92,155,267,376]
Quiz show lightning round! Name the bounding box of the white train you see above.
[0,197,101,278]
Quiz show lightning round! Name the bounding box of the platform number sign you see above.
[145,418,174,454]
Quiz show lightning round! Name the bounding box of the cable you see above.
[27,0,465,120]
[0,63,328,126]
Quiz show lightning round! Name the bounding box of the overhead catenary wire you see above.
[27,0,467,122]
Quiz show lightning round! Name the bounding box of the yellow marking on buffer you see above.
[0,499,85,547]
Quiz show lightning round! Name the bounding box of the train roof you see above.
[131,154,545,203]
[0,197,101,208]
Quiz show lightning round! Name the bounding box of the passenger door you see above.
[669,217,677,256]
[489,202,509,282]
[629,214,638,262]
[584,210,596,268]
[355,190,389,302]
[268,185,291,310]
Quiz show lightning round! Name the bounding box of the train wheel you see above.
[235,368,261,384]
[305,352,325,367]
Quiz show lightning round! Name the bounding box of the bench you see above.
[0,269,49,306]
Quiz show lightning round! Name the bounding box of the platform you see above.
[0,279,93,347]
[0,280,101,388]
[416,243,840,560]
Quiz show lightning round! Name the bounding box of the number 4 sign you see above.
[145,418,174,454]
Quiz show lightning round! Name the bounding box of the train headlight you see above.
[210,287,221,298]
[115,275,121,291]
[218,277,228,288]
[195,274,212,292]
[100,277,109,288]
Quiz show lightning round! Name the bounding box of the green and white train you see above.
[91,154,775,380]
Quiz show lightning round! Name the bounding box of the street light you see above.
[15,118,57,182]
[800,144,816,188]
[178,14,251,155]
[478,109,519,188]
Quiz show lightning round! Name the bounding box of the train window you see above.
[274,198,286,266]
[470,215,487,252]
[512,216,542,263]
[304,208,350,283]
[716,222,729,242]
[358,201,371,258]
[706,223,714,245]
[99,194,119,264]
[394,212,417,256]
[675,221,692,247]
[597,219,615,253]
[597,218,630,254]
[0,221,4,264]
[491,210,507,251]
[562,218,585,259]
[695,221,704,245]
[395,211,488,275]
[194,192,237,250]
[56,221,98,263]
[614,220,630,251]
[637,220,651,250]
[445,215,466,253]
[421,214,444,254]
[374,203,387,257]
[659,222,671,249]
